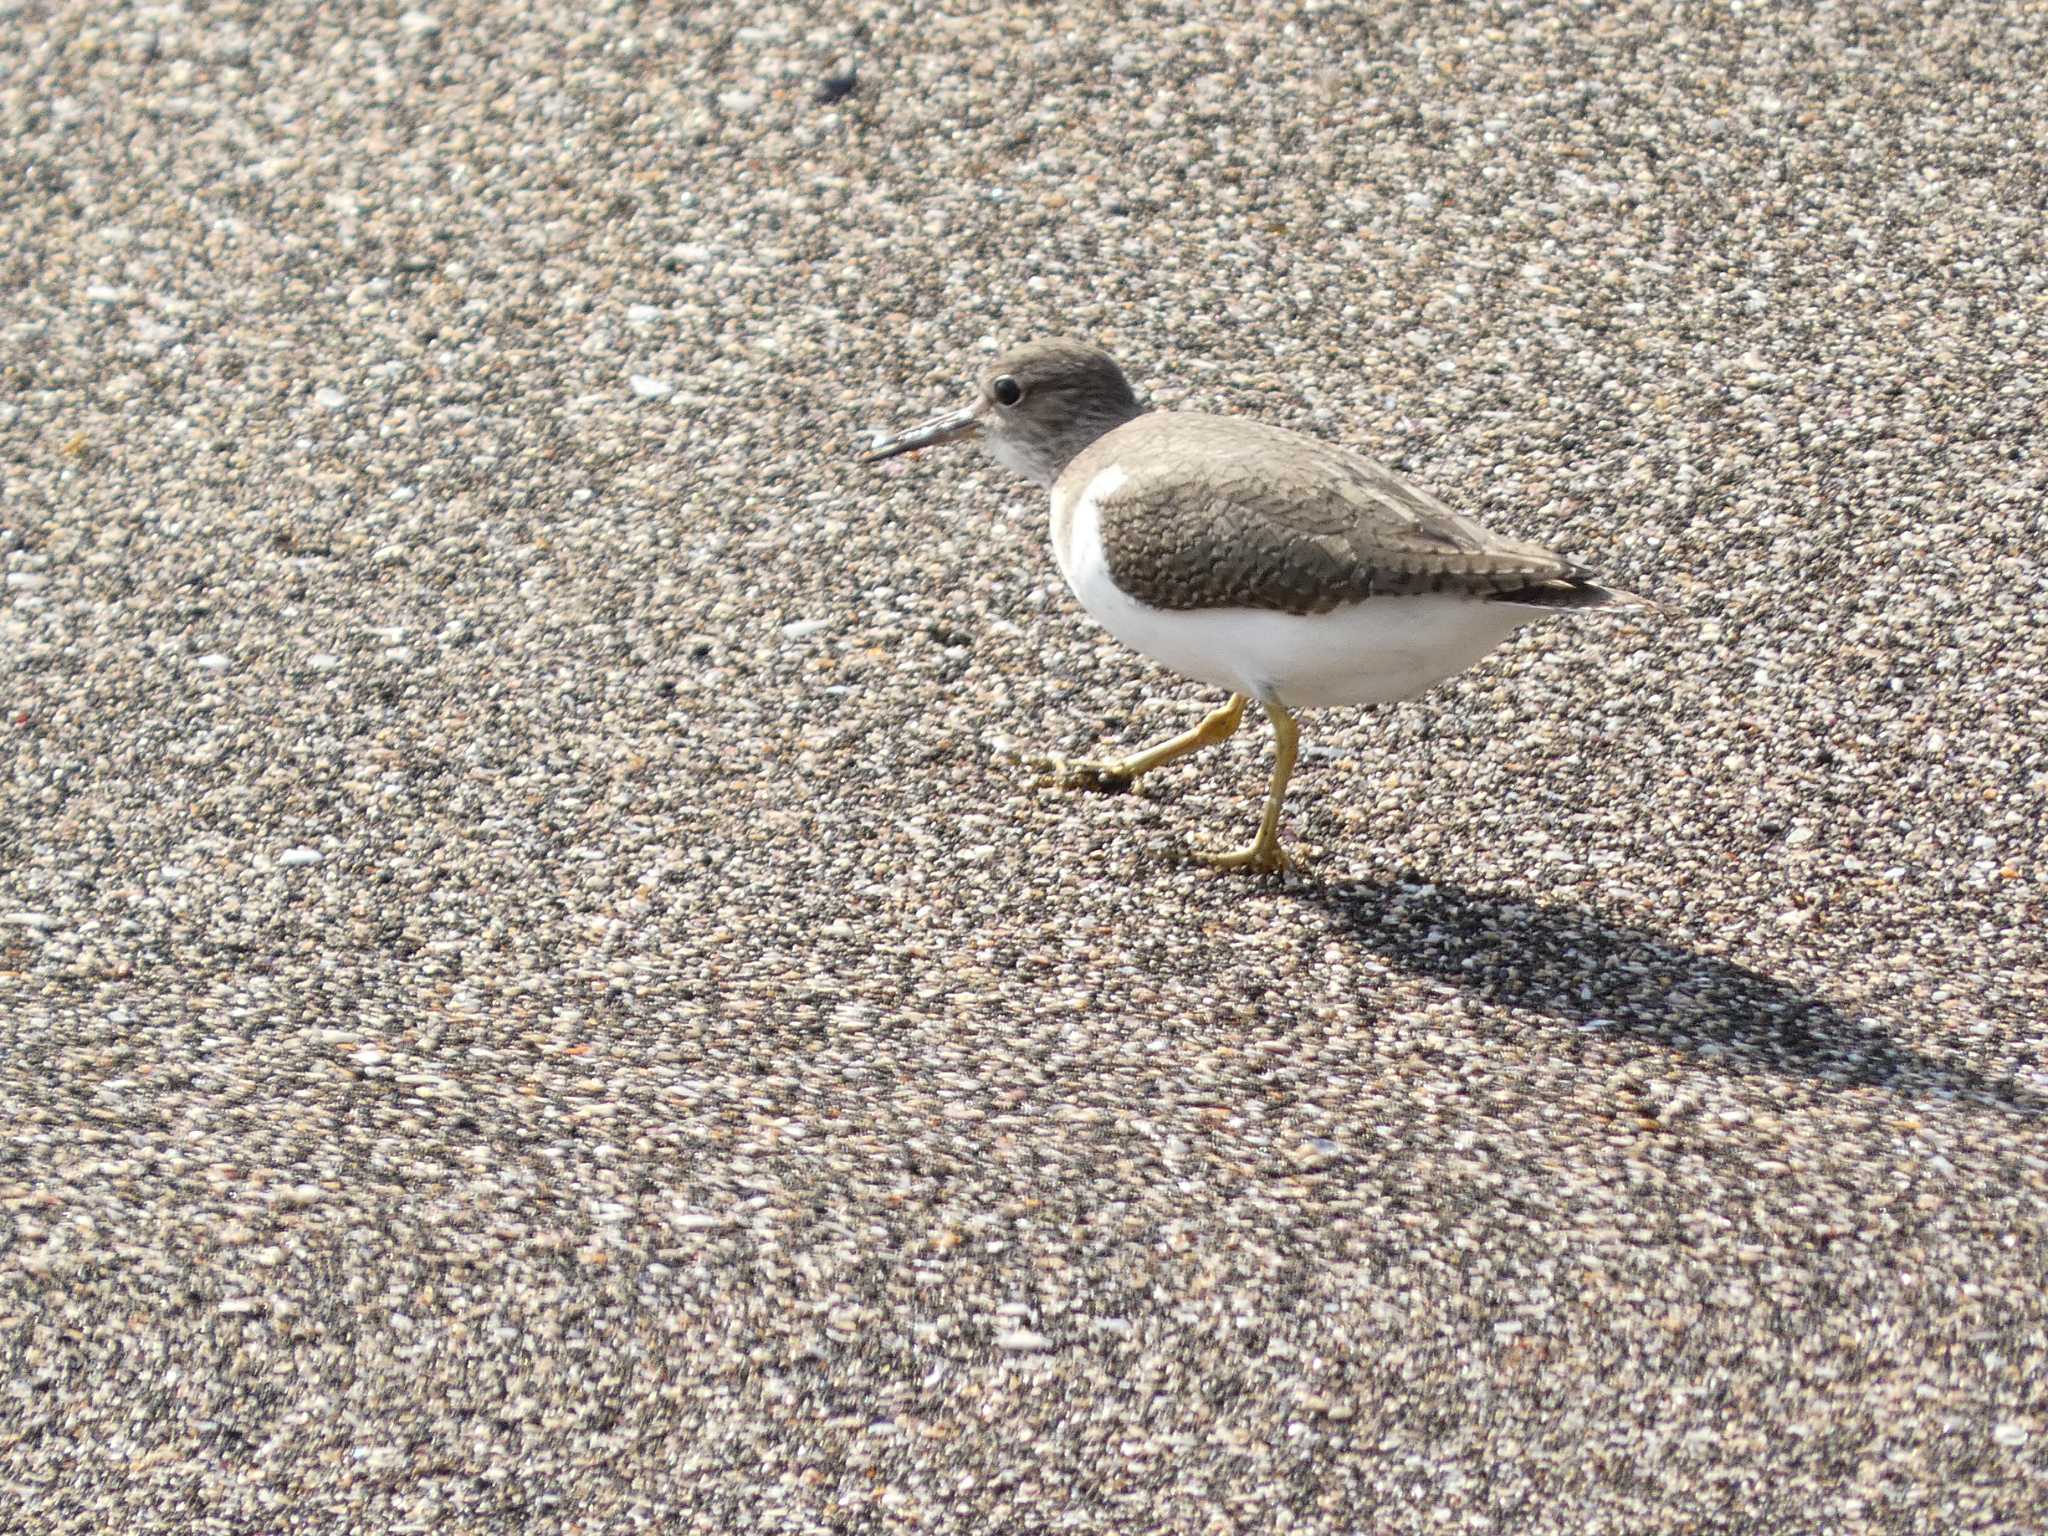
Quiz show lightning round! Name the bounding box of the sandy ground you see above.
[3,1,2045,1531]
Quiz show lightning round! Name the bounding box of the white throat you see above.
[988,432,1058,488]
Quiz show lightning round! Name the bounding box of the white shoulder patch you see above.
[1052,463,1129,583]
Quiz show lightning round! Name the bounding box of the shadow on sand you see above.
[1303,875,2043,1119]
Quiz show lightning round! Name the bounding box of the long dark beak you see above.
[859,401,982,463]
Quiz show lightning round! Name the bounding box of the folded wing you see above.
[1090,414,1643,614]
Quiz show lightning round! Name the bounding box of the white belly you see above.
[1052,466,1529,708]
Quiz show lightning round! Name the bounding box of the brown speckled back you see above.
[1058,413,1593,614]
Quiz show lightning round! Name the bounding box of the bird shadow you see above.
[1299,875,2044,1119]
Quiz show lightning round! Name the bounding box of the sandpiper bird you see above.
[862,339,1658,872]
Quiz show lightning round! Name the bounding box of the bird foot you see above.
[1193,838,1293,874]
[1009,750,1136,794]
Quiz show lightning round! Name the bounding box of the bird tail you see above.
[1488,577,1672,614]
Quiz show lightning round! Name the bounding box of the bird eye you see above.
[990,375,1024,407]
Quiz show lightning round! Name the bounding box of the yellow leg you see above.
[1197,697,1298,872]
[1022,694,1247,791]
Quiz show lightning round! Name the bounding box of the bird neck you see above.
[999,400,1147,488]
